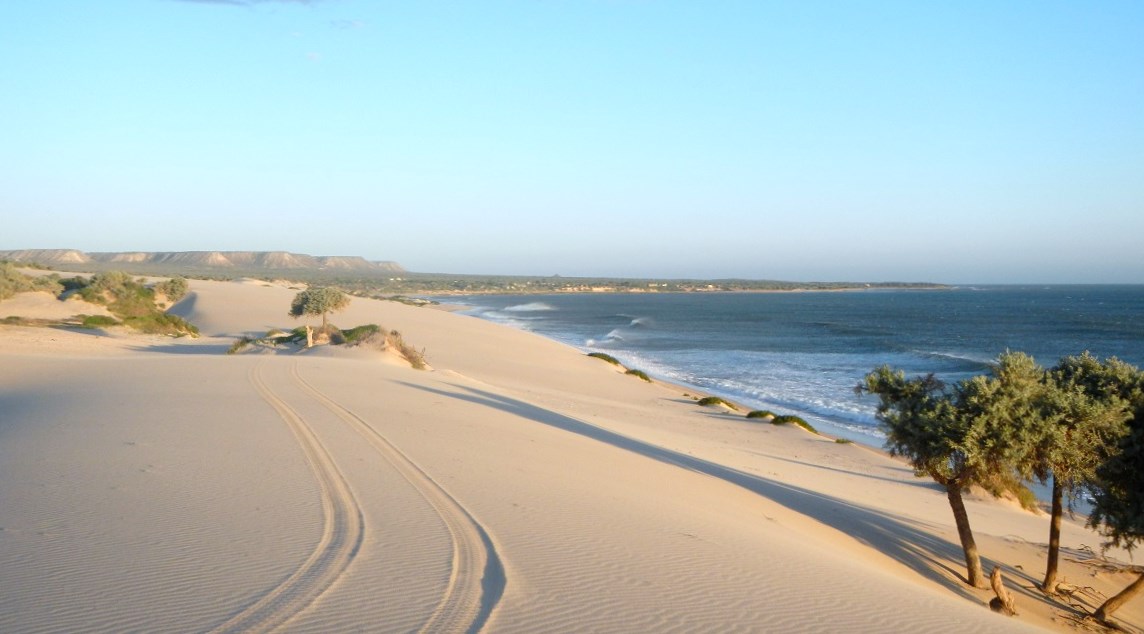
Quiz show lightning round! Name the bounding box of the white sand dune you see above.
[1,280,1140,633]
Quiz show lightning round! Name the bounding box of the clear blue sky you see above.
[2,1,1141,283]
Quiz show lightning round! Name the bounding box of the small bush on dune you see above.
[835,438,854,444]
[122,313,199,337]
[80,315,119,328]
[228,336,255,355]
[588,352,621,365]
[625,369,651,382]
[746,410,775,419]
[389,330,427,370]
[697,396,738,410]
[772,414,818,434]
[269,327,309,346]
[155,276,189,302]
[342,324,381,345]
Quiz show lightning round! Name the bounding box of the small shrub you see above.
[270,327,309,346]
[59,276,89,294]
[342,324,382,345]
[80,315,119,328]
[697,396,738,410]
[156,276,189,302]
[122,313,199,337]
[746,410,775,419]
[835,438,854,444]
[397,340,427,370]
[383,329,427,369]
[772,414,817,435]
[625,369,651,382]
[979,472,1040,512]
[385,295,435,307]
[587,352,621,365]
[228,336,255,355]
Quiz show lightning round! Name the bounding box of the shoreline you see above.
[417,284,952,297]
[444,294,890,445]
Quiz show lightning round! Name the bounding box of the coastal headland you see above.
[1,270,1139,633]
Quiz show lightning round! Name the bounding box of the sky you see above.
[1,1,1141,283]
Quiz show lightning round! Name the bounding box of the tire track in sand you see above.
[208,364,365,634]
[291,363,504,634]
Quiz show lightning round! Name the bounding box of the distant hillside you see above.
[0,249,405,274]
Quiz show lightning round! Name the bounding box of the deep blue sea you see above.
[447,286,1144,444]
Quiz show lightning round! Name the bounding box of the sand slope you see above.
[2,280,1140,633]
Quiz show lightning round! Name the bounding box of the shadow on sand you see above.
[400,380,1016,604]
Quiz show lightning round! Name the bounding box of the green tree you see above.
[289,287,350,330]
[1033,353,1132,594]
[858,352,1045,588]
[1084,358,1144,623]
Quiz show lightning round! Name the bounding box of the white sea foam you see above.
[914,349,996,367]
[504,302,555,312]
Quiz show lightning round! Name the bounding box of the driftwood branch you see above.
[989,566,1018,616]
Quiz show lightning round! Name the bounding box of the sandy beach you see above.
[2,279,1141,633]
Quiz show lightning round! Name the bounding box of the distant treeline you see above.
[5,258,945,295]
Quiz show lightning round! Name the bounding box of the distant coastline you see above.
[0,248,948,296]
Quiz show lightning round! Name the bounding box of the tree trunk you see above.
[321,311,328,329]
[1043,476,1064,593]
[1095,571,1144,623]
[305,324,313,348]
[947,483,985,587]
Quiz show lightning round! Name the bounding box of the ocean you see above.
[448,286,1144,444]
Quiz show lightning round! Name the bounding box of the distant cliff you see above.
[0,249,405,273]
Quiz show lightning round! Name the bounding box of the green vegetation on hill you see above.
[1,261,63,300]
[61,272,198,337]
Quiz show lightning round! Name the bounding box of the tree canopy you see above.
[1083,357,1144,622]
[289,287,350,329]
[1035,353,1133,592]
[859,352,1049,588]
